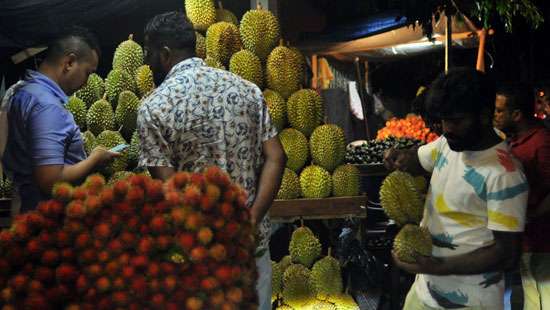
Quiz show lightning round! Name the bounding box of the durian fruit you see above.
[311,254,343,300]
[279,255,292,273]
[263,89,286,131]
[112,34,144,77]
[278,128,309,172]
[66,96,87,130]
[332,164,360,197]
[216,2,238,25]
[86,97,115,136]
[379,171,424,225]
[135,65,155,98]
[310,125,346,172]
[105,69,136,106]
[75,73,104,108]
[325,294,359,310]
[185,0,217,32]
[272,260,283,302]
[108,171,136,185]
[300,165,332,199]
[128,131,140,169]
[282,264,316,309]
[205,22,242,66]
[229,50,263,88]
[266,46,304,99]
[393,224,432,263]
[81,130,97,156]
[287,89,324,137]
[276,168,301,200]
[95,130,128,176]
[276,305,294,310]
[115,91,140,140]
[204,56,226,70]
[195,32,207,59]
[288,226,321,268]
[240,9,280,61]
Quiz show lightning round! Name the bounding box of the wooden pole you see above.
[476,29,487,72]
[445,12,452,73]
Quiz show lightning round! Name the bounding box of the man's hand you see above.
[392,250,443,275]
[90,146,120,166]
[383,147,424,175]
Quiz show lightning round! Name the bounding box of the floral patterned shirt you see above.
[137,58,278,250]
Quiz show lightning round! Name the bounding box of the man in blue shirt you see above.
[1,26,118,212]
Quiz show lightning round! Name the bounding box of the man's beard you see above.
[445,123,481,152]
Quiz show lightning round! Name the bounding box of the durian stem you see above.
[118,125,124,133]
[256,2,262,10]
[279,39,284,47]
[218,1,223,10]
[328,247,332,257]
[128,34,134,41]
[102,93,107,100]
[300,217,304,227]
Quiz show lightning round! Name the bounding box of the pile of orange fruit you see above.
[376,115,438,143]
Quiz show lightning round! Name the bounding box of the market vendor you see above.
[494,84,550,309]
[0,27,118,213]
[385,68,528,309]
[137,12,286,310]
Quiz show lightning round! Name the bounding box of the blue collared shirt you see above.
[2,70,86,212]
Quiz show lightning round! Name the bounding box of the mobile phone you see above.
[109,144,129,153]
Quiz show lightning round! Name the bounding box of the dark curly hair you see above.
[144,11,196,54]
[426,67,496,119]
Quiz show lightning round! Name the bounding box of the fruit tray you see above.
[270,196,367,222]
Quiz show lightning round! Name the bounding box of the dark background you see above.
[1,0,549,94]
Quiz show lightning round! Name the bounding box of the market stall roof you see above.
[298,12,483,61]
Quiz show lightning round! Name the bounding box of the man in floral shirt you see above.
[137,12,286,309]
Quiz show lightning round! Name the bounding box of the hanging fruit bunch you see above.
[0,167,258,309]
[376,114,438,143]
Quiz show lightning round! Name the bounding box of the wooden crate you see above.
[269,196,367,223]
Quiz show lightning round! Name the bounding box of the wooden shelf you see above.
[269,196,367,222]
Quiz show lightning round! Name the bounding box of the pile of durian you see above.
[272,225,359,309]
[379,171,432,263]
[69,34,153,182]
[185,0,361,200]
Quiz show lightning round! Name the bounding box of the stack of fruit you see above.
[0,167,258,309]
[376,114,438,143]
[345,137,424,165]
[379,171,432,263]
[182,0,361,200]
[271,225,359,309]
[69,34,153,179]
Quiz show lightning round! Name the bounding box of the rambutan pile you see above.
[0,167,258,309]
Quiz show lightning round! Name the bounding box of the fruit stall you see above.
[0,0,447,309]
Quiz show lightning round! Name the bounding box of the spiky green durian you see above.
[114,91,140,140]
[276,168,301,200]
[332,164,360,197]
[263,89,286,131]
[81,130,96,156]
[135,65,155,98]
[288,226,322,268]
[229,50,263,88]
[185,0,217,32]
[113,34,144,76]
[66,96,87,130]
[75,73,104,108]
[393,224,432,263]
[86,97,115,136]
[240,9,280,61]
[282,264,316,309]
[278,128,309,172]
[195,32,206,59]
[95,130,128,176]
[300,165,332,199]
[105,69,135,106]
[310,125,346,172]
[287,89,324,137]
[379,171,424,225]
[205,21,242,66]
[311,255,343,299]
[266,46,304,99]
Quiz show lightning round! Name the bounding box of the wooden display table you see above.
[269,196,367,223]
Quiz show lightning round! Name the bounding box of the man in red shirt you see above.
[494,84,550,309]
